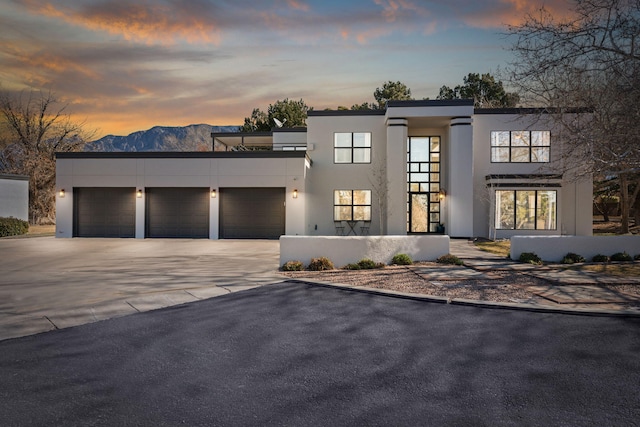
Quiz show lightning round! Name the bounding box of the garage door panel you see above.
[146,188,209,238]
[219,188,285,239]
[74,188,136,238]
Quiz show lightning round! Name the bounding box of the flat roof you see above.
[0,174,29,181]
[56,151,308,159]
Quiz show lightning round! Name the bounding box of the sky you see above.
[0,0,572,138]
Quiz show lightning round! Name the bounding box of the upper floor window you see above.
[491,131,550,163]
[334,132,371,163]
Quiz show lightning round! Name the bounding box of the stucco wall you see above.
[511,235,640,262]
[0,175,29,221]
[56,154,308,238]
[280,235,450,266]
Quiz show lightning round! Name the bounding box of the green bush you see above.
[0,217,29,237]
[561,252,585,264]
[307,257,335,271]
[518,252,542,265]
[391,253,413,265]
[635,254,640,261]
[592,254,610,263]
[436,254,464,266]
[611,252,633,262]
[281,260,304,271]
[344,259,385,270]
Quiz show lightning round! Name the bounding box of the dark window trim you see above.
[495,189,558,230]
[333,189,372,221]
[490,130,551,163]
[333,132,372,164]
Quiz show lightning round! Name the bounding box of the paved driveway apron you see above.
[0,237,282,341]
[0,282,639,426]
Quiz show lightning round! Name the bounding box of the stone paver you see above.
[526,284,640,304]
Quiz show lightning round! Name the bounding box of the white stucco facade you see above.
[55,100,592,240]
[0,174,29,222]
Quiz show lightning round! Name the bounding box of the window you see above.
[495,190,557,230]
[407,136,441,233]
[491,131,550,163]
[334,190,371,221]
[334,133,371,163]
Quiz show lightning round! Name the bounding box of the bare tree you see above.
[0,90,93,224]
[368,154,390,234]
[507,0,640,233]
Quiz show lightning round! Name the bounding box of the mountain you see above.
[86,124,239,152]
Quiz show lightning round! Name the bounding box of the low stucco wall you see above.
[511,235,640,262]
[280,235,450,267]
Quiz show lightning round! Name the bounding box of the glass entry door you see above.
[407,137,441,233]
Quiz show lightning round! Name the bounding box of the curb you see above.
[286,279,640,318]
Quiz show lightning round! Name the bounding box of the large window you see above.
[495,190,557,230]
[334,190,371,221]
[334,132,371,164]
[407,136,441,233]
[491,131,550,163]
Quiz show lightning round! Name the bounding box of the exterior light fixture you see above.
[59,189,65,198]
[293,189,298,199]
[136,189,143,198]
[438,189,446,200]
[211,189,217,198]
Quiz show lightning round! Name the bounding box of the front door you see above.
[407,136,441,233]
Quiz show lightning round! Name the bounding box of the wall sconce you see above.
[136,189,143,198]
[438,189,446,200]
[58,189,65,198]
[211,189,217,198]
[293,189,298,199]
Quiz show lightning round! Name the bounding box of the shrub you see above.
[592,254,610,263]
[391,253,413,265]
[518,252,542,265]
[281,260,304,271]
[344,263,361,270]
[635,254,640,261]
[307,257,334,271]
[561,252,585,264]
[358,258,384,269]
[0,217,29,237]
[436,254,464,266]
[611,252,633,262]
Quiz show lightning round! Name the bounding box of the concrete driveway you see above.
[0,237,282,341]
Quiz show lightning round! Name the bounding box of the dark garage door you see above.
[74,187,136,237]
[219,188,285,239]
[145,188,209,238]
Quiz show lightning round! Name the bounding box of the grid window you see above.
[491,131,550,163]
[334,190,371,221]
[334,133,371,164]
[407,136,441,233]
[495,190,557,230]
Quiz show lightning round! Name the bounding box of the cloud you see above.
[17,0,222,45]
[458,0,576,28]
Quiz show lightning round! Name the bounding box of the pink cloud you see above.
[18,0,222,45]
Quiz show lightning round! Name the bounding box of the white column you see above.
[447,117,474,237]
[386,118,408,235]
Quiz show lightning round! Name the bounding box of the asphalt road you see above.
[1,281,639,426]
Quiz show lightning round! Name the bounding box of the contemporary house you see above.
[55,99,592,239]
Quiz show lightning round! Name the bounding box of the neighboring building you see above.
[55,100,592,239]
[0,174,29,222]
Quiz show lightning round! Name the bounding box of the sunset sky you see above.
[0,0,571,138]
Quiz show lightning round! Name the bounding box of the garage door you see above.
[219,188,285,239]
[145,188,209,238]
[74,187,136,237]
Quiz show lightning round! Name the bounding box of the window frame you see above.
[333,189,372,221]
[495,189,557,230]
[490,131,550,163]
[334,132,372,164]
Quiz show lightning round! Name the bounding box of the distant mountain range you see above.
[86,124,239,152]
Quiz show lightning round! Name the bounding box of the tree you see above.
[437,73,519,108]
[507,0,640,233]
[239,98,309,132]
[373,81,413,109]
[0,90,93,224]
